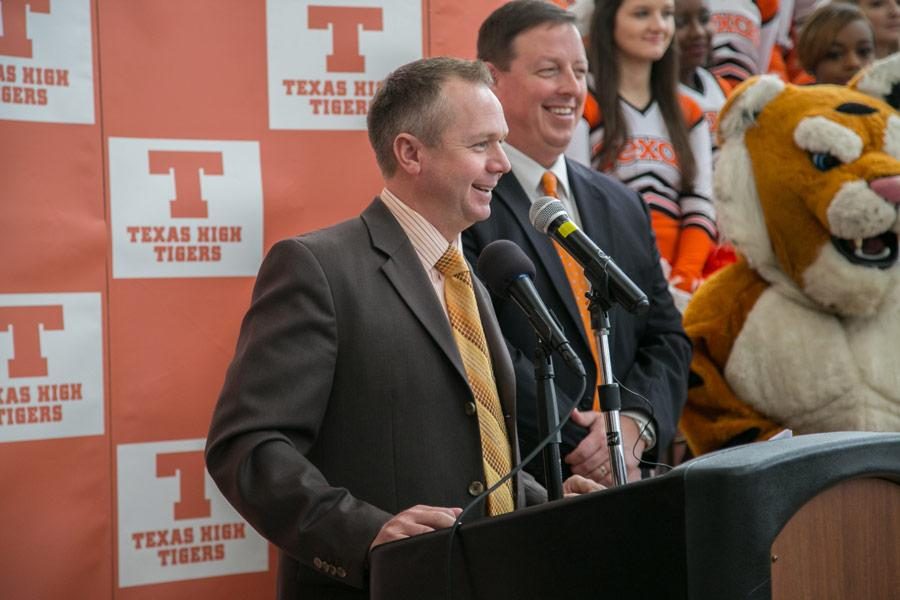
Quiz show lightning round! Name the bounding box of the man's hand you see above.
[370,505,462,550]
[562,474,604,496]
[564,409,646,486]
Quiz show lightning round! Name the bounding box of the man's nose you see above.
[558,67,580,95]
[490,145,511,174]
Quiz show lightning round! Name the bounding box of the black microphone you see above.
[529,196,650,314]
[477,240,586,377]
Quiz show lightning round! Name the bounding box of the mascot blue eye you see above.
[810,152,841,171]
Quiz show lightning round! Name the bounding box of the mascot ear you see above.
[849,53,900,110]
[718,75,785,143]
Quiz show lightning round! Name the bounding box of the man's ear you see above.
[393,133,423,175]
[486,62,501,88]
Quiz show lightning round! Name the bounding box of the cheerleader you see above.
[585,0,717,297]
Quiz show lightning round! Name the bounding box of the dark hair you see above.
[477,0,576,69]
[367,57,492,176]
[589,0,697,192]
[798,2,871,74]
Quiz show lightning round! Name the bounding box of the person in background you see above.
[674,0,737,282]
[798,2,875,84]
[205,56,597,600]
[676,0,732,159]
[707,0,782,86]
[585,0,716,301]
[466,0,691,487]
[849,0,900,58]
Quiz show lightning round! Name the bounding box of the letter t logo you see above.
[156,451,212,520]
[0,305,64,378]
[307,6,383,73]
[148,151,224,219]
[0,0,52,58]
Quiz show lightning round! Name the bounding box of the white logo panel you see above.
[0,0,95,124]
[109,137,264,279]
[267,0,423,130]
[117,439,269,588]
[0,292,104,442]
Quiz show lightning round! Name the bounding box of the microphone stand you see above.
[534,340,564,500]
[587,288,629,488]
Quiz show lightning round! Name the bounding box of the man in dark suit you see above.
[206,57,596,599]
[464,1,691,486]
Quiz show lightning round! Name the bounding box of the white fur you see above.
[716,72,900,436]
[714,133,805,300]
[884,115,900,160]
[826,180,898,239]
[853,53,900,102]
[793,117,862,164]
[714,137,772,268]
[717,76,785,141]
[724,284,900,433]
[802,243,898,316]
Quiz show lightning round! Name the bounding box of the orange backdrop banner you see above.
[0,0,507,598]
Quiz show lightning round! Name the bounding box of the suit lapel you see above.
[493,172,591,349]
[365,199,527,501]
[361,200,469,382]
[566,159,618,262]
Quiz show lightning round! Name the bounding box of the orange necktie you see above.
[541,172,602,410]
[435,246,515,515]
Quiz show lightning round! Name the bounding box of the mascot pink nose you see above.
[869,175,900,204]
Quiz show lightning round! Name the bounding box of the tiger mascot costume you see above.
[681,55,900,455]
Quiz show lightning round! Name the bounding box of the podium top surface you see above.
[369,432,900,600]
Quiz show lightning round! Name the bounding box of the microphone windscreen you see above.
[477,240,537,299]
[529,196,568,233]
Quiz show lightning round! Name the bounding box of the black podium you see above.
[369,432,900,599]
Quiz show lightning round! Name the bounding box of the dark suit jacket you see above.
[206,199,544,599]
[463,159,691,478]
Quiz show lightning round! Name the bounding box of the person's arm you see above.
[563,183,690,483]
[672,116,716,291]
[620,195,693,459]
[680,261,783,455]
[205,239,393,589]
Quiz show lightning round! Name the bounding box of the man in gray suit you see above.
[206,57,596,599]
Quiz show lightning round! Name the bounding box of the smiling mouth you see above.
[832,232,899,268]
[546,106,574,116]
[472,184,493,193]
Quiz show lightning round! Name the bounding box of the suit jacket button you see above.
[337,567,347,578]
[313,557,322,569]
[464,402,477,416]
[468,480,485,496]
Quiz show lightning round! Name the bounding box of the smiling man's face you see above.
[490,22,588,168]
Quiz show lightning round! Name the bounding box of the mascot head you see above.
[715,55,900,316]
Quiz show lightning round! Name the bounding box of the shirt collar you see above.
[502,143,570,203]
[379,187,462,270]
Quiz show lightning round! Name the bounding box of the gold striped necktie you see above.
[435,246,515,515]
[541,171,603,409]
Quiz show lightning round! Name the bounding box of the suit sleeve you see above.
[205,238,391,590]
[616,192,693,456]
